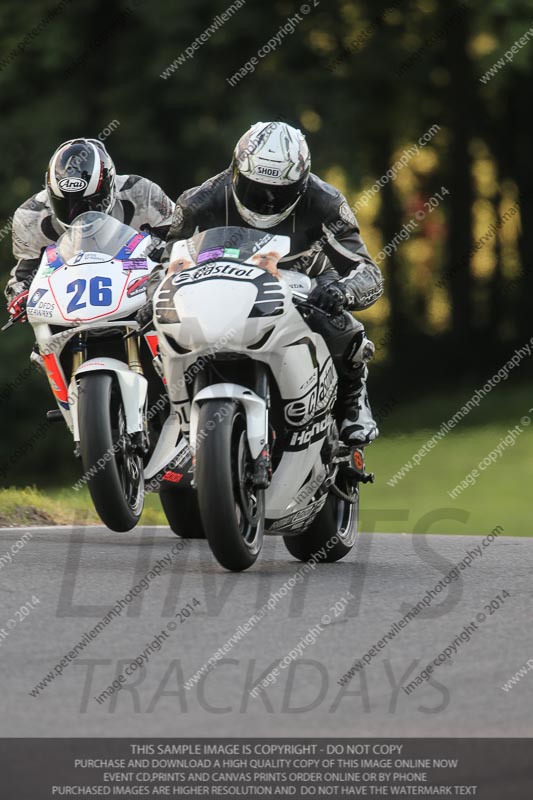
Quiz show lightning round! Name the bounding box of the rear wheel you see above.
[283,473,358,563]
[159,486,205,539]
[196,400,264,571]
[78,373,144,532]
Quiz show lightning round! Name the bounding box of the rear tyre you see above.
[196,400,264,571]
[283,475,358,563]
[78,373,144,532]
[159,486,205,539]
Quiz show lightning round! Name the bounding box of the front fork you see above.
[71,329,147,457]
[192,362,273,490]
[251,363,272,489]
[125,327,143,374]
[71,327,143,379]
[71,332,86,377]
[125,328,149,454]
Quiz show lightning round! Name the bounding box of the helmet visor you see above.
[50,192,113,226]
[233,171,307,216]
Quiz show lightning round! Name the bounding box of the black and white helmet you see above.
[46,138,116,229]
[232,121,311,229]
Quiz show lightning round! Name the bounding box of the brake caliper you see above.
[252,446,272,489]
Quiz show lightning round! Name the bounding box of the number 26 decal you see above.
[66,277,113,313]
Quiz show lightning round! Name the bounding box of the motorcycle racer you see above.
[4,138,175,322]
[141,121,383,445]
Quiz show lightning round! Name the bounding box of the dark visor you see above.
[50,193,110,226]
[233,171,307,215]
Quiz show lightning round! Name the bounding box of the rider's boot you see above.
[337,364,379,446]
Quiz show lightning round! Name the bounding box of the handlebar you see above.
[291,289,309,302]
[291,289,333,318]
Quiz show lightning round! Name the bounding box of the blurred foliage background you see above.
[0,0,532,530]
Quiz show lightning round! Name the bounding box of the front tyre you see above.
[283,475,358,563]
[78,373,144,532]
[196,400,264,571]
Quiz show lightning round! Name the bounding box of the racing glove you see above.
[135,300,154,329]
[7,288,29,323]
[309,276,355,315]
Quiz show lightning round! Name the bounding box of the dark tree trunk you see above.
[487,191,504,340]
[508,72,533,340]
[444,4,475,353]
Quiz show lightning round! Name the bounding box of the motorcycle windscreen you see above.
[56,211,140,265]
[172,226,291,269]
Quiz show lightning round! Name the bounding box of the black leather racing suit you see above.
[162,168,382,307]
[155,168,384,443]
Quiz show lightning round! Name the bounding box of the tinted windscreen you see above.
[57,212,139,264]
[185,227,277,265]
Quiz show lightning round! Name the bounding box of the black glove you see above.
[136,300,153,329]
[309,280,354,315]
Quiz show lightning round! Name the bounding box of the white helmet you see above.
[232,121,311,229]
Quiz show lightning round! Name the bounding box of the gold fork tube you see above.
[71,350,84,379]
[126,329,143,374]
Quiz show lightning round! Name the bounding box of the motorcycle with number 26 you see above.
[4,211,167,531]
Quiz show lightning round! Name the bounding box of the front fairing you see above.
[28,216,154,327]
[157,225,293,349]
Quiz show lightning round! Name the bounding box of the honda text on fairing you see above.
[151,226,374,572]
[8,211,169,531]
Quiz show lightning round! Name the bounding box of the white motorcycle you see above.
[13,211,167,531]
[152,226,373,571]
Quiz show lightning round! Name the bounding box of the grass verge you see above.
[0,486,164,528]
[1,381,531,535]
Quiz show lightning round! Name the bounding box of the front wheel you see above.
[196,400,264,571]
[283,475,359,563]
[78,373,144,532]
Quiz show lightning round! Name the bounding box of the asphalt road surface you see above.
[1,525,532,736]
